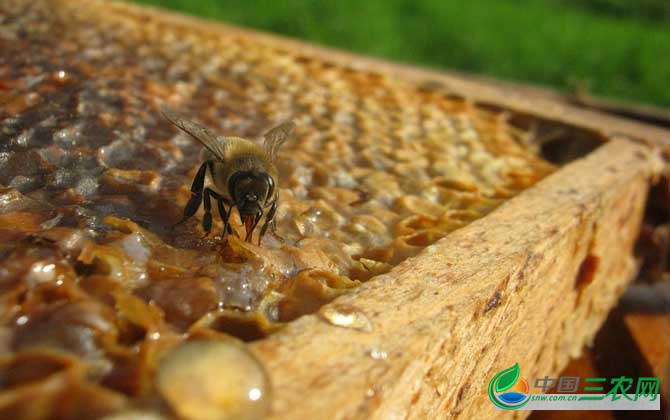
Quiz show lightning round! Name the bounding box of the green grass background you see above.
[131,0,670,107]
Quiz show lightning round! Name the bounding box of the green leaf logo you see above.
[495,363,520,393]
[488,363,529,410]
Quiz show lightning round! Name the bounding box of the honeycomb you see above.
[0,0,555,417]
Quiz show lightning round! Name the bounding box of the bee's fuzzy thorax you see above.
[205,137,277,202]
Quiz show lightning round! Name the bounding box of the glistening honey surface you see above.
[0,0,555,418]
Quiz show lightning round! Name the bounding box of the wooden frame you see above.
[67,1,670,417]
[251,138,658,418]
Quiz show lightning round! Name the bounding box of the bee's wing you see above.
[263,120,295,161]
[161,107,228,160]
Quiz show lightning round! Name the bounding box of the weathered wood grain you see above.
[244,139,657,419]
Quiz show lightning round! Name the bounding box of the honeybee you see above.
[162,107,294,245]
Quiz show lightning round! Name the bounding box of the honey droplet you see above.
[157,340,270,420]
[319,303,373,332]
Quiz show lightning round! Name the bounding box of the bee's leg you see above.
[245,212,263,243]
[258,199,278,245]
[209,190,236,238]
[270,219,281,236]
[216,199,234,237]
[174,162,208,227]
[202,188,213,237]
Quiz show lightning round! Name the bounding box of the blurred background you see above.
[131,0,670,109]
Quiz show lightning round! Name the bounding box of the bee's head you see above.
[229,171,274,217]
